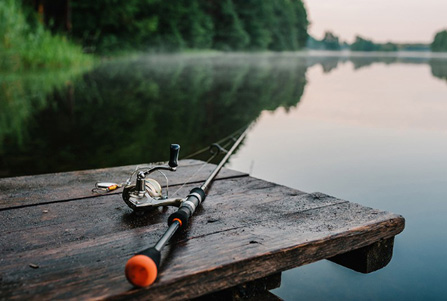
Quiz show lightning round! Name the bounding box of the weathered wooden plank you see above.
[0,159,247,210]
[0,206,403,300]
[328,237,395,273]
[0,177,334,255]
[0,172,404,300]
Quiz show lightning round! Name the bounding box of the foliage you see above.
[179,1,214,49]
[399,43,430,51]
[322,32,341,50]
[0,0,92,71]
[306,35,324,50]
[431,30,447,52]
[232,0,273,50]
[206,0,249,51]
[268,0,308,51]
[350,36,379,51]
[380,42,398,52]
[306,32,343,51]
[70,0,159,53]
[308,34,425,52]
[70,0,308,53]
[351,36,398,52]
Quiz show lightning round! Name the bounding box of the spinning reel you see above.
[94,139,234,213]
[122,144,185,212]
[92,124,253,288]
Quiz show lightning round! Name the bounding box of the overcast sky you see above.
[304,0,447,43]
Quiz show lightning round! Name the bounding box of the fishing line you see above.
[123,122,253,287]
[169,135,236,197]
[183,124,248,159]
[92,123,251,197]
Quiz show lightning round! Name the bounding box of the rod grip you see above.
[168,187,206,228]
[169,144,180,168]
[125,247,161,287]
[168,207,191,228]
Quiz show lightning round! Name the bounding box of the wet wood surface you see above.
[0,159,246,210]
[0,160,405,300]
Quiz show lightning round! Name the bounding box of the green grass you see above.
[0,0,93,71]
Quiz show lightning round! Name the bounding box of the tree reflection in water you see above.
[1,53,446,177]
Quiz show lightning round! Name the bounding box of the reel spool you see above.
[123,178,163,210]
[122,144,183,212]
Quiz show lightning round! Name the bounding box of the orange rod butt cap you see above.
[125,254,158,287]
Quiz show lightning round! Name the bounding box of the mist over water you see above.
[1,52,447,299]
[2,52,447,178]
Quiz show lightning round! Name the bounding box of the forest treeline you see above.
[3,0,308,69]
[308,31,432,52]
[70,0,308,53]
[308,29,447,53]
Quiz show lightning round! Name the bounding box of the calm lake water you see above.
[2,51,447,299]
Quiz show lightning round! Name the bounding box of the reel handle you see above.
[125,247,161,287]
[169,144,180,168]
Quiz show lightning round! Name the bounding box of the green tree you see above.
[180,0,214,49]
[269,0,308,51]
[71,0,159,53]
[306,35,324,49]
[148,1,186,50]
[321,31,340,50]
[431,30,447,52]
[269,0,296,50]
[292,0,309,49]
[208,0,250,51]
[350,36,379,51]
[68,0,309,53]
[1,0,91,70]
[233,0,273,50]
[379,42,398,52]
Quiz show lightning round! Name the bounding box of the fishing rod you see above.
[124,125,251,288]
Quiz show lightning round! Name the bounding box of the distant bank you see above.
[307,30,447,53]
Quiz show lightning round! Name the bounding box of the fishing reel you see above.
[122,144,185,212]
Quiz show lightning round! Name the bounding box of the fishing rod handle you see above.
[168,187,206,228]
[125,220,181,287]
[169,144,180,168]
[125,247,161,287]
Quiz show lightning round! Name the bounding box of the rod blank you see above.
[124,124,252,287]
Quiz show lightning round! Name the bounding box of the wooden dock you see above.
[0,160,405,300]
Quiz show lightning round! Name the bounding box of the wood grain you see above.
[0,161,405,300]
[0,159,247,210]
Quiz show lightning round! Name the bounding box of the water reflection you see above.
[225,54,447,300]
[0,54,307,177]
[431,58,447,81]
[0,70,83,148]
[306,53,447,77]
[1,53,447,177]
